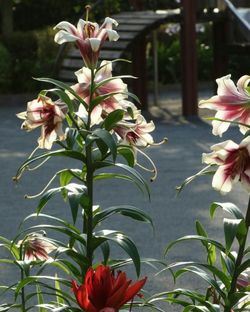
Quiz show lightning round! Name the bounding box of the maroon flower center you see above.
[84,23,96,38]
[126,131,139,144]
[226,147,250,179]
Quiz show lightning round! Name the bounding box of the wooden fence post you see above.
[180,0,198,116]
[132,36,148,110]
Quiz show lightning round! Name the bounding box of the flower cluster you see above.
[17,19,155,154]
[200,75,250,194]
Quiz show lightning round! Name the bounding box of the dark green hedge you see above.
[0,27,58,93]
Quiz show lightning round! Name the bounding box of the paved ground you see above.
[0,89,248,310]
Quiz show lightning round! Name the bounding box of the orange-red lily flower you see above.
[72,265,146,312]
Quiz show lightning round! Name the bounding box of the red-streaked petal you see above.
[212,165,234,194]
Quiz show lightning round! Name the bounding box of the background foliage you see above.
[1,0,249,94]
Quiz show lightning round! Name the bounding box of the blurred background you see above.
[1,0,249,96]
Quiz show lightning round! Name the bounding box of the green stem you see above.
[20,247,26,312]
[21,269,26,312]
[224,196,250,312]
[84,67,95,267]
[85,144,93,266]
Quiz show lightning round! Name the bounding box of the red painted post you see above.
[180,0,198,116]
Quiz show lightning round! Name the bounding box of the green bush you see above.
[0,43,12,92]
[147,23,214,85]
[0,27,58,93]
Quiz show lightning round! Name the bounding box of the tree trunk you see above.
[1,0,13,38]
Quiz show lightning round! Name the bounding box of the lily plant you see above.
[146,74,250,312]
[1,4,250,312]
[0,7,160,312]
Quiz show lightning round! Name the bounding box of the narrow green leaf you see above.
[94,173,146,194]
[15,224,85,248]
[174,266,226,298]
[93,129,117,162]
[117,146,135,167]
[37,183,86,215]
[37,187,63,213]
[55,274,65,305]
[101,242,110,265]
[66,183,87,224]
[103,109,124,131]
[207,244,217,266]
[161,261,231,290]
[236,219,248,245]
[220,252,235,276]
[49,88,74,113]
[195,221,208,237]
[93,205,153,229]
[210,202,244,219]
[165,235,227,257]
[114,163,150,199]
[236,259,250,276]
[95,230,141,277]
[35,77,88,109]
[223,218,242,251]
[36,285,46,312]
[15,149,86,180]
[65,128,80,149]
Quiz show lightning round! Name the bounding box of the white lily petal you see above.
[89,38,101,52]
[106,29,119,41]
[104,17,119,27]
[76,19,87,37]
[212,166,233,194]
[91,105,103,126]
[76,104,88,123]
[54,21,77,32]
[210,140,238,152]
[75,67,91,84]
[202,151,219,165]
[237,75,250,96]
[54,30,79,44]
[211,111,231,137]
[216,74,238,97]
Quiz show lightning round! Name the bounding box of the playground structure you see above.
[57,0,250,116]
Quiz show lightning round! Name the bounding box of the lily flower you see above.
[54,18,119,68]
[72,61,128,125]
[17,232,56,261]
[202,138,250,194]
[17,95,67,150]
[236,268,250,289]
[72,265,146,312]
[114,114,155,147]
[199,75,250,136]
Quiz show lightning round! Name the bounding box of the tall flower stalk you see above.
[0,7,158,311]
